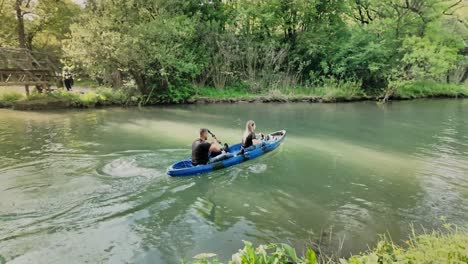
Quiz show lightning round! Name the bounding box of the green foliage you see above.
[191,227,467,264]
[0,1,18,47]
[2,0,460,102]
[64,0,200,94]
[395,81,468,99]
[95,87,130,105]
[63,0,466,102]
[19,88,135,108]
[192,240,317,264]
[194,84,252,99]
[324,27,396,89]
[0,92,24,103]
[313,78,365,100]
[400,36,460,81]
[145,84,195,104]
[341,227,468,264]
[0,0,80,64]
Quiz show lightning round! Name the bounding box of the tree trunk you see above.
[382,88,395,103]
[459,67,468,83]
[130,70,148,94]
[26,33,34,50]
[15,0,27,49]
[111,70,123,88]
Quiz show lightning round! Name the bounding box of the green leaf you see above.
[281,244,298,263]
[305,248,317,264]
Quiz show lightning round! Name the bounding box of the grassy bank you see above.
[190,226,467,264]
[0,88,138,110]
[193,80,467,103]
[0,81,466,110]
[193,79,366,102]
[394,81,468,99]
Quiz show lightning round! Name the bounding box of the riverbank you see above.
[0,87,134,110]
[191,227,467,264]
[0,81,466,110]
[2,93,466,111]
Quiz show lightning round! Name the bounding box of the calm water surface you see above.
[0,100,467,263]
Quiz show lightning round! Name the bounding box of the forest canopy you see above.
[1,0,467,100]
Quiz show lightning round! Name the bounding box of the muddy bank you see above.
[189,95,375,104]
[1,94,466,111]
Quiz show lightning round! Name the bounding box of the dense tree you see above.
[59,0,467,99]
[0,0,80,65]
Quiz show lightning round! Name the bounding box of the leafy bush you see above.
[400,36,460,82]
[146,84,195,104]
[78,91,101,106]
[95,87,129,105]
[190,226,467,264]
[191,241,317,264]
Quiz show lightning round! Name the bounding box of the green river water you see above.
[0,100,467,263]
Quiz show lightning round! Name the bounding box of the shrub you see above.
[192,241,317,264]
[78,91,101,107]
[191,226,467,264]
[95,87,128,105]
[312,78,364,101]
[146,84,195,104]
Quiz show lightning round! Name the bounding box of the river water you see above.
[0,100,467,263]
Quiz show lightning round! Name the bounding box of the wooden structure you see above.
[0,48,61,95]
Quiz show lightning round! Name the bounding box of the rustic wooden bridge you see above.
[0,48,62,95]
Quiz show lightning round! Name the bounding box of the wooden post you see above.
[25,84,30,96]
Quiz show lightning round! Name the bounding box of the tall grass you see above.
[0,92,24,103]
[19,88,135,108]
[395,81,468,99]
[194,84,255,99]
[194,78,365,100]
[274,78,364,99]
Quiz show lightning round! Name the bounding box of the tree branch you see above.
[0,0,5,15]
[442,0,462,15]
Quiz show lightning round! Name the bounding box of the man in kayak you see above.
[192,128,223,165]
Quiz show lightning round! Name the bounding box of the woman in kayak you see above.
[242,120,264,149]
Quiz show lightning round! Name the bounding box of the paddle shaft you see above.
[207,130,222,144]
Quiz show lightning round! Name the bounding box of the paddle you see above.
[207,129,222,144]
[208,129,232,152]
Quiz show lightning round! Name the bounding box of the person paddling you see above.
[192,128,223,165]
[242,120,264,149]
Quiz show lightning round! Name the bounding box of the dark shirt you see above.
[192,139,211,165]
[242,132,256,148]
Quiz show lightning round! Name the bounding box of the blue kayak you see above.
[167,130,286,177]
